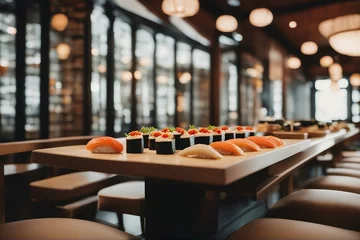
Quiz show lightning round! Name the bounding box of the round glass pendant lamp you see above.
[249,8,273,27]
[162,0,199,18]
[287,57,301,69]
[329,63,342,81]
[350,73,360,87]
[56,43,71,60]
[300,41,318,55]
[216,15,238,32]
[320,56,333,67]
[51,13,69,31]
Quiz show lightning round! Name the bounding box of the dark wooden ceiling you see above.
[139,0,360,77]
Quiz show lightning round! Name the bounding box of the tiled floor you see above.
[96,211,143,237]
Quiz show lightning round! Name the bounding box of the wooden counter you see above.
[32,139,310,185]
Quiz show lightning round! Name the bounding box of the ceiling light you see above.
[249,8,273,27]
[350,73,360,87]
[162,0,199,18]
[98,65,107,73]
[300,41,318,55]
[91,48,99,56]
[232,32,243,41]
[227,0,240,7]
[6,26,16,35]
[134,70,142,80]
[329,63,342,82]
[179,72,191,84]
[287,57,301,69]
[319,14,360,56]
[216,15,238,32]
[320,56,333,67]
[51,13,69,32]
[289,21,297,28]
[56,43,71,60]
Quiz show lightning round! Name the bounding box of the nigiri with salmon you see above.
[226,139,261,152]
[247,136,277,148]
[86,137,124,154]
[265,136,285,147]
[210,142,245,156]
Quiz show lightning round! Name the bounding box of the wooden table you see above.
[0,136,97,224]
[33,139,310,239]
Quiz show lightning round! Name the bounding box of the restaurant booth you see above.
[1,0,360,239]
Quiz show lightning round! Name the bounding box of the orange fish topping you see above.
[245,126,253,130]
[188,129,198,135]
[151,131,162,137]
[236,126,244,131]
[212,127,222,134]
[86,137,124,153]
[129,131,142,136]
[221,126,229,130]
[162,133,171,138]
[199,128,210,133]
[161,128,171,133]
[176,127,185,135]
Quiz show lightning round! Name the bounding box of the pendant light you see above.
[216,15,238,32]
[287,57,301,69]
[329,63,342,82]
[350,73,360,87]
[249,8,273,27]
[162,0,199,18]
[56,43,71,60]
[51,13,69,31]
[300,41,318,55]
[320,56,333,67]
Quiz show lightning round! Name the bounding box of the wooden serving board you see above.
[272,132,308,139]
[306,130,330,138]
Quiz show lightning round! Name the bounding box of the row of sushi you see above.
[126,125,258,155]
[179,135,284,159]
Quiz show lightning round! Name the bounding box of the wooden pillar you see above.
[83,0,93,135]
[210,34,221,126]
[174,41,179,127]
[152,34,157,127]
[39,0,50,139]
[190,47,194,125]
[0,161,4,223]
[282,64,287,119]
[105,5,115,136]
[15,0,27,141]
[130,24,138,130]
[280,175,294,198]
[236,49,242,125]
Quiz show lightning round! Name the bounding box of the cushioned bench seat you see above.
[0,218,138,240]
[335,162,360,170]
[98,181,145,216]
[5,163,43,176]
[342,151,360,158]
[340,157,360,163]
[30,171,117,203]
[327,168,360,178]
[267,189,360,231]
[227,218,360,240]
[303,176,360,195]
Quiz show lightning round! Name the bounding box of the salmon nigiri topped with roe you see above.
[247,136,277,148]
[210,142,245,156]
[86,137,123,154]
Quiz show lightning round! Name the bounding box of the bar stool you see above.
[30,171,120,218]
[267,189,360,231]
[226,218,360,240]
[327,168,360,178]
[98,181,145,232]
[0,218,138,240]
[303,175,360,194]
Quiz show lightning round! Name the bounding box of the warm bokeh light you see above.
[216,15,238,32]
[56,43,71,60]
[300,41,318,55]
[6,26,16,35]
[162,0,199,18]
[289,21,297,28]
[287,57,301,69]
[134,70,142,80]
[91,48,99,56]
[51,13,69,31]
[179,72,191,84]
[350,73,360,87]
[320,56,333,67]
[156,75,169,84]
[329,63,343,82]
[249,8,273,27]
[121,71,132,82]
[98,65,107,73]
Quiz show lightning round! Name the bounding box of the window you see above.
[315,78,349,122]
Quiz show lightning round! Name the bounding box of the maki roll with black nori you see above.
[149,131,162,150]
[126,131,144,154]
[211,127,224,142]
[221,126,235,140]
[156,133,175,154]
[140,127,155,148]
[234,126,247,138]
[176,128,194,150]
[245,126,256,136]
[195,128,213,145]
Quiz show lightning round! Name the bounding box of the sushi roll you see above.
[149,130,162,150]
[161,127,175,133]
[174,127,194,150]
[173,127,183,148]
[234,126,247,138]
[195,128,213,145]
[126,131,144,154]
[86,137,123,154]
[140,126,155,148]
[245,126,256,136]
[156,133,175,154]
[210,127,225,142]
[222,126,235,140]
